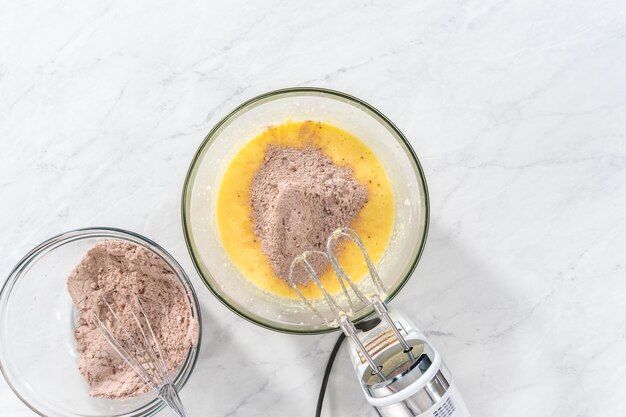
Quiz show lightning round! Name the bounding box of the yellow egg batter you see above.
[216,121,394,299]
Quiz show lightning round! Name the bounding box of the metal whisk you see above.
[91,291,189,417]
[287,227,415,376]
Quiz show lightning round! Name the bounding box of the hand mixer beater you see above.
[288,228,471,417]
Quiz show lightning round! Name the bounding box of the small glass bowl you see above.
[0,228,202,417]
[182,87,430,334]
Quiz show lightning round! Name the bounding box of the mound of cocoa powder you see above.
[251,145,368,284]
[67,241,198,399]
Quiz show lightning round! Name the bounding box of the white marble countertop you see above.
[1,1,625,416]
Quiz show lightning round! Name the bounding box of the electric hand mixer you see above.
[287,227,471,417]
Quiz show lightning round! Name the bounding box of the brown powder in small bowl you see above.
[67,241,198,399]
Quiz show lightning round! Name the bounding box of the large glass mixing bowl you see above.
[182,87,429,334]
[0,228,201,417]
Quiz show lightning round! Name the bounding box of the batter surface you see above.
[217,121,394,298]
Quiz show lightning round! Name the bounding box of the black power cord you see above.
[315,318,381,417]
[315,333,346,417]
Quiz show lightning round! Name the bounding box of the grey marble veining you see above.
[1,1,625,416]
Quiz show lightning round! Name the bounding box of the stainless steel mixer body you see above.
[349,310,470,417]
[288,227,471,417]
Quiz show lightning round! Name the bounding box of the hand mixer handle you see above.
[349,309,471,417]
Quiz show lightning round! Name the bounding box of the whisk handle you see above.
[159,383,190,417]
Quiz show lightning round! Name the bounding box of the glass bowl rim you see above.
[181,86,430,335]
[0,226,202,417]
